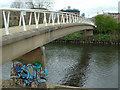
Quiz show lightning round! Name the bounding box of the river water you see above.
[45,43,118,88]
[1,43,118,88]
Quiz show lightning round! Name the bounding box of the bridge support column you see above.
[0,21,2,89]
[14,46,46,67]
[0,10,2,89]
[83,29,93,36]
[0,10,2,28]
[11,46,47,88]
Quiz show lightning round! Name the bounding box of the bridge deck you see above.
[0,23,64,37]
[1,23,94,65]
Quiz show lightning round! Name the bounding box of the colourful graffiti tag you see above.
[10,61,47,88]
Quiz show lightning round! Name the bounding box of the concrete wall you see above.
[1,23,94,65]
[0,11,2,28]
[14,46,46,68]
[83,29,93,36]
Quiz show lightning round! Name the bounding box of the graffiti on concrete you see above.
[10,60,47,88]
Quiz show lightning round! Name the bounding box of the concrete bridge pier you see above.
[11,46,47,88]
[14,46,46,68]
[0,10,2,28]
[83,29,93,36]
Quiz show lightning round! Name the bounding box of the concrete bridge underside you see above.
[1,23,94,65]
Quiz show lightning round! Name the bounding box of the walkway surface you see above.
[0,23,65,37]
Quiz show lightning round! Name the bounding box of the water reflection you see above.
[0,43,118,88]
[62,45,92,87]
[45,43,118,88]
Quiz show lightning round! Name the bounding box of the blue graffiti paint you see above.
[11,61,48,87]
[14,66,21,72]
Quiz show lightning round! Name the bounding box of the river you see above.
[0,43,118,88]
[45,43,118,88]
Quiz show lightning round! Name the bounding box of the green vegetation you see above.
[94,15,119,33]
[59,33,118,42]
[118,23,120,32]
[55,86,61,88]
[60,31,84,40]
[97,34,118,41]
[61,32,79,40]
[58,14,119,43]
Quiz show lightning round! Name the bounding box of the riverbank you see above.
[52,39,120,46]
[53,33,119,46]
[0,79,83,89]
[1,44,118,89]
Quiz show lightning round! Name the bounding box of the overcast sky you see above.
[0,0,119,17]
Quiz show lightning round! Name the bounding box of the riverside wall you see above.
[52,39,120,46]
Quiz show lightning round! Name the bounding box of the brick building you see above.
[1,8,49,27]
[60,6,80,15]
[108,13,120,22]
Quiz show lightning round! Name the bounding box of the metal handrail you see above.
[0,8,95,35]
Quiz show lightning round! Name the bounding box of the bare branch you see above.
[10,0,55,9]
[10,0,23,8]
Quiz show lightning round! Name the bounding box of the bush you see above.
[95,15,118,33]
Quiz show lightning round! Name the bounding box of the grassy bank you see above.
[58,31,119,42]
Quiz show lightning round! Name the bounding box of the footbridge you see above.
[0,8,95,65]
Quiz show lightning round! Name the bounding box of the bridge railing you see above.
[0,8,94,35]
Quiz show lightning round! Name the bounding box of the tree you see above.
[10,0,24,8]
[95,14,118,33]
[10,0,54,10]
[25,0,35,9]
[33,0,54,9]
[117,23,120,33]
[94,15,105,33]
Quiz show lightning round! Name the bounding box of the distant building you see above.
[67,6,71,10]
[89,17,95,23]
[118,1,120,22]
[108,12,120,22]
[1,8,49,27]
[91,12,120,24]
[81,13,85,17]
[60,6,80,15]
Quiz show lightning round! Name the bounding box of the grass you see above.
[59,31,119,42]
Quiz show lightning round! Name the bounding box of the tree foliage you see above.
[117,23,120,32]
[95,15,118,33]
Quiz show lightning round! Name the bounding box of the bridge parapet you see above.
[0,8,95,35]
[0,9,95,88]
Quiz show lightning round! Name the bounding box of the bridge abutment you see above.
[0,11,2,28]
[11,46,47,88]
[14,46,46,67]
[83,29,93,36]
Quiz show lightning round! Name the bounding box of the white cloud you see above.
[0,0,14,8]
[0,0,119,17]
[54,0,119,17]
